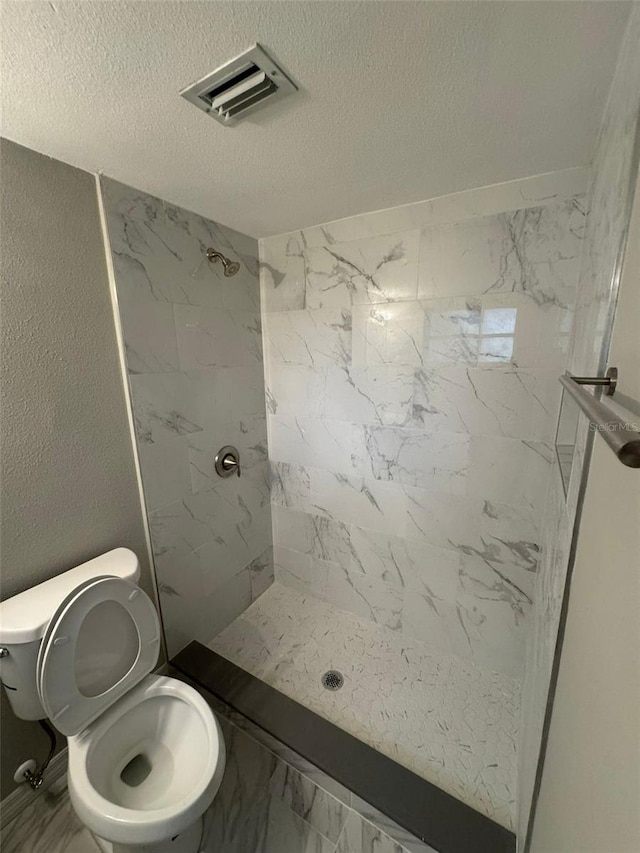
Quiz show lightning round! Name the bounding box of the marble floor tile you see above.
[211,583,519,830]
[268,760,350,843]
[1,777,101,853]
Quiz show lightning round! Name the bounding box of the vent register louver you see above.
[181,44,297,126]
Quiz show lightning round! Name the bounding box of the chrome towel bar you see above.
[559,368,640,468]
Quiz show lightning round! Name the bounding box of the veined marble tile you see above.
[107,223,187,307]
[263,308,352,368]
[154,549,207,657]
[305,230,420,308]
[273,505,352,567]
[259,793,336,853]
[322,365,415,426]
[118,297,180,374]
[0,776,101,853]
[264,168,587,253]
[349,797,438,853]
[270,460,312,511]
[207,693,355,807]
[175,303,262,370]
[420,292,572,373]
[197,523,268,598]
[269,414,362,476]
[103,178,260,311]
[266,363,326,419]
[260,232,307,312]
[200,718,294,853]
[405,488,539,572]
[310,469,408,536]
[423,296,482,337]
[336,810,408,853]
[418,198,584,306]
[186,418,267,493]
[453,566,530,679]
[249,545,275,601]
[137,435,191,511]
[129,371,206,445]
[149,472,270,561]
[352,301,424,368]
[467,435,553,519]
[349,527,460,596]
[268,760,350,843]
[103,177,270,662]
[410,365,559,443]
[211,583,520,829]
[274,545,327,599]
[517,14,640,841]
[213,365,269,422]
[358,425,470,493]
[200,566,253,643]
[324,561,403,632]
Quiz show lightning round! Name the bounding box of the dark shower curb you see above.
[173,641,516,853]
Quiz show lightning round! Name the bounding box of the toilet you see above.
[0,548,225,853]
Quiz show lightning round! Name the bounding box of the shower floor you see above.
[210,583,519,830]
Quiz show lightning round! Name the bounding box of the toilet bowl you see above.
[68,675,225,851]
[0,549,226,853]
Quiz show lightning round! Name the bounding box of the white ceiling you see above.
[0,1,631,237]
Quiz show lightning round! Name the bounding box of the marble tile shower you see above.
[100,178,273,657]
[516,7,640,846]
[260,179,586,682]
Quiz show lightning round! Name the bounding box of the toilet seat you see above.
[67,675,226,846]
[37,576,160,736]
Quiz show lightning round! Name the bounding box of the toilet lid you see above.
[37,576,161,736]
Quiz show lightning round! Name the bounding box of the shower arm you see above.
[205,248,240,277]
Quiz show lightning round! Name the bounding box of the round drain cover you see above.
[321,670,344,691]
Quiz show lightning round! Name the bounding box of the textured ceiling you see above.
[0,1,631,237]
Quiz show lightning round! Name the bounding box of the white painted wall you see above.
[0,139,153,798]
[529,172,640,852]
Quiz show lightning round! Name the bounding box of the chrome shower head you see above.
[206,248,241,277]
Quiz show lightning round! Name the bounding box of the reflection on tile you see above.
[262,177,584,688]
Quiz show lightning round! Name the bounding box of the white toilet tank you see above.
[0,549,140,720]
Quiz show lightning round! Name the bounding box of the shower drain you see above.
[321,670,344,691]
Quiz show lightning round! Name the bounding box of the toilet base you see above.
[93,816,204,853]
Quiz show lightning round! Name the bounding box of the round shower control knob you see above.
[215,446,241,478]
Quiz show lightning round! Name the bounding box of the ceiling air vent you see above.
[181,44,297,126]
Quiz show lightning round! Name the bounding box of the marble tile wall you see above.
[260,171,587,680]
[100,178,273,658]
[201,687,439,853]
[516,7,640,848]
